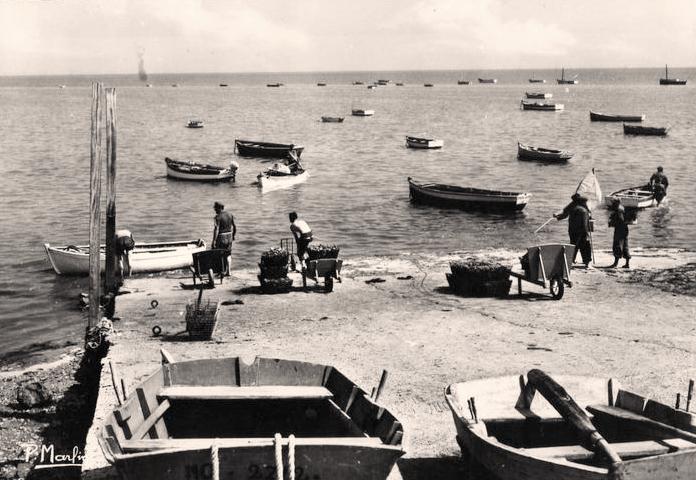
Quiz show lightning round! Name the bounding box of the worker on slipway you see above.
[554,193,592,268]
[289,211,312,268]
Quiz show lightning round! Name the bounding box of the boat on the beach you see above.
[408,177,531,211]
[165,157,237,182]
[406,136,444,149]
[186,120,204,128]
[660,64,687,85]
[445,369,696,480]
[521,100,564,111]
[478,78,498,84]
[557,67,578,84]
[604,186,657,209]
[321,116,344,123]
[623,124,669,136]
[257,167,310,192]
[351,109,374,116]
[44,239,205,275]
[590,111,645,122]
[517,142,573,162]
[525,92,552,99]
[235,139,304,159]
[98,354,405,480]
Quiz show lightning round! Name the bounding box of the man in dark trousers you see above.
[554,193,592,268]
[608,198,631,269]
[289,211,312,268]
[212,202,236,275]
[649,166,669,204]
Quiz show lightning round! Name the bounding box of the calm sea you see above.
[1,68,694,364]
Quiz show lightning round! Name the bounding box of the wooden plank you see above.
[616,389,646,414]
[168,358,240,386]
[587,404,696,443]
[122,436,385,452]
[104,88,118,292]
[158,385,333,400]
[621,448,696,480]
[160,348,175,365]
[88,82,103,329]
[327,399,367,437]
[324,368,357,410]
[131,399,171,441]
[256,357,326,386]
[525,438,696,460]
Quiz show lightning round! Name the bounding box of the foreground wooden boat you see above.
[590,111,645,122]
[321,116,344,123]
[235,139,304,158]
[660,64,687,85]
[604,186,657,209]
[526,92,552,99]
[517,142,573,162]
[521,100,564,111]
[44,239,205,275]
[352,109,374,116]
[408,177,530,211]
[623,124,669,136]
[257,168,310,192]
[446,370,696,480]
[406,136,444,149]
[99,354,404,480]
[165,158,237,182]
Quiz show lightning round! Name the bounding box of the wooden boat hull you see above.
[99,356,404,480]
[605,187,657,209]
[235,140,304,159]
[352,109,374,116]
[623,125,668,136]
[165,158,236,182]
[406,137,444,149]
[529,79,546,83]
[518,143,573,162]
[557,79,578,84]
[590,111,644,122]
[478,78,497,84]
[408,178,530,211]
[44,239,205,275]
[526,92,552,99]
[457,80,470,85]
[660,78,687,85]
[521,101,564,111]
[258,170,309,191]
[321,116,344,123]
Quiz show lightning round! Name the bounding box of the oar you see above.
[526,369,623,472]
[533,217,555,234]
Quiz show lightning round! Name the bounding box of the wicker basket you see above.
[185,300,220,340]
[258,275,293,294]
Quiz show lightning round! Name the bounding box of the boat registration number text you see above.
[184,463,316,480]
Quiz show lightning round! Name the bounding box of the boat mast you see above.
[561,67,565,81]
[665,64,669,79]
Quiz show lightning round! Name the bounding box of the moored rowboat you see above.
[99,354,405,480]
[406,136,444,149]
[165,157,237,182]
[525,92,552,99]
[44,239,206,275]
[478,78,497,84]
[517,142,573,162]
[604,186,657,209]
[623,124,669,136]
[445,370,696,480]
[351,109,374,116]
[235,139,304,158]
[590,111,645,122]
[521,100,564,111]
[257,169,309,192]
[321,116,344,123]
[408,177,530,211]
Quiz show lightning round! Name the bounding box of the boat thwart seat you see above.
[158,385,334,400]
[522,438,696,461]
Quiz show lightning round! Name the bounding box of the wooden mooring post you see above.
[104,88,118,293]
[88,83,104,331]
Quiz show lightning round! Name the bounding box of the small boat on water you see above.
[352,81,364,85]
[660,64,687,85]
[406,136,443,149]
[521,100,564,111]
[395,82,404,86]
[219,83,228,87]
[98,354,405,480]
[367,85,377,89]
[590,111,645,122]
[352,109,374,116]
[623,124,669,136]
[321,116,344,123]
[424,83,434,87]
[445,369,696,480]
[408,177,530,211]
[266,83,283,87]
[517,142,573,162]
[317,82,327,86]
[186,119,204,128]
[526,92,552,99]
[478,78,498,84]
[557,67,578,84]
[257,167,310,192]
[235,140,304,159]
[529,76,546,83]
[44,239,205,275]
[165,157,237,182]
[458,80,470,85]
[605,186,657,209]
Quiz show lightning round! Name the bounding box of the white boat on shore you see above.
[44,239,206,275]
[257,169,310,192]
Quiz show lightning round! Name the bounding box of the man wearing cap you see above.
[649,166,669,204]
[213,202,236,275]
[608,198,631,269]
[554,193,592,267]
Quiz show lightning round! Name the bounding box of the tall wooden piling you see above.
[104,88,118,293]
[88,83,104,330]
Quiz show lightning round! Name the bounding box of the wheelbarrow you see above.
[302,258,343,292]
[508,244,574,300]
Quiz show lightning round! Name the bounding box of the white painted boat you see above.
[44,239,206,275]
[604,186,657,209]
[165,158,237,182]
[406,136,444,149]
[257,169,310,192]
[351,109,374,116]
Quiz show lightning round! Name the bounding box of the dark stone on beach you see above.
[365,277,386,284]
[15,381,53,409]
[397,275,413,280]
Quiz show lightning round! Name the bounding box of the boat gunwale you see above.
[408,178,530,200]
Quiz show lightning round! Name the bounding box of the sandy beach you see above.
[68,247,696,479]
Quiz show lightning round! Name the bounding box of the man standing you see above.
[289,211,312,267]
[608,198,630,269]
[554,193,593,267]
[649,166,669,204]
[213,202,236,275]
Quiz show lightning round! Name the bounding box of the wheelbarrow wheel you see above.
[550,276,564,300]
[324,275,333,293]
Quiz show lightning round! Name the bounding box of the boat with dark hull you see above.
[98,354,405,480]
[321,116,344,123]
[406,136,444,149]
[517,143,573,162]
[525,92,552,99]
[623,124,669,136]
[351,109,374,116]
[234,140,304,158]
[590,111,645,122]
[408,177,530,211]
[478,78,498,84]
[521,100,564,111]
[557,67,578,84]
[660,64,687,85]
[165,158,237,182]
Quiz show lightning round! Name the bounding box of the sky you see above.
[0,0,694,75]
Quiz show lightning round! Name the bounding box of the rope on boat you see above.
[211,440,219,480]
[274,433,284,480]
[288,434,296,480]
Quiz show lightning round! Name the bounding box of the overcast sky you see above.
[1,0,694,75]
